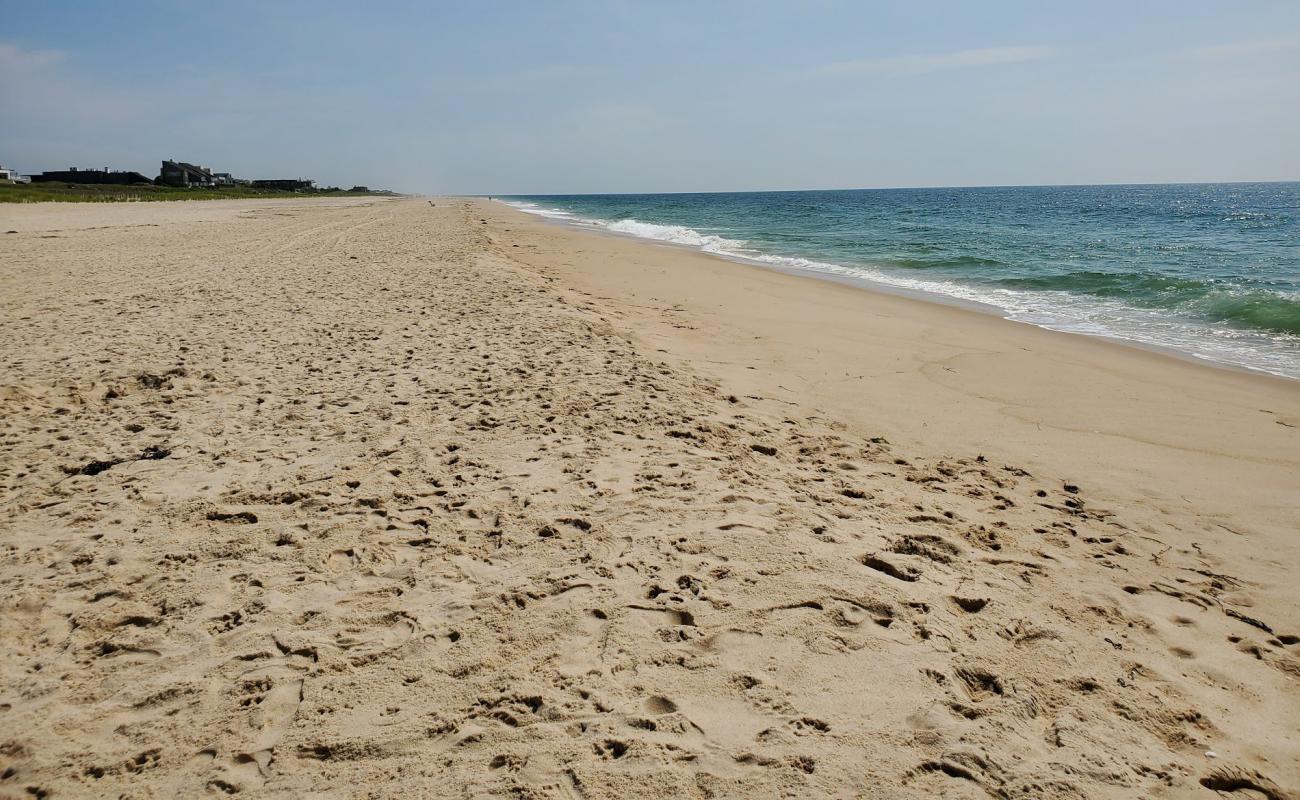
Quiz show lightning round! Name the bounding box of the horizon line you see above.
[464,178,1300,198]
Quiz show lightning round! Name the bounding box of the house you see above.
[157,160,216,187]
[349,186,369,193]
[251,178,315,191]
[31,167,152,185]
[0,165,31,183]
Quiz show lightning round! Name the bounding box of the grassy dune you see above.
[0,181,398,203]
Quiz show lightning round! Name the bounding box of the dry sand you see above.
[0,197,1296,799]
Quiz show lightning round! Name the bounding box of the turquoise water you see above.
[505,184,1300,379]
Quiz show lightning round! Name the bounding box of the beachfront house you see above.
[0,165,30,183]
[158,160,216,187]
[31,167,152,185]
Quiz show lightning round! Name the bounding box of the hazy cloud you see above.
[809,45,1056,79]
[0,40,64,71]
[0,39,378,183]
[0,40,149,123]
[1186,33,1300,60]
[437,64,584,94]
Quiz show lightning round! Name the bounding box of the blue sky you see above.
[2,1,1298,194]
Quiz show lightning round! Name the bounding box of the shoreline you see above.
[479,197,1298,540]
[2,197,1296,797]
[500,197,1300,382]
[488,195,1298,388]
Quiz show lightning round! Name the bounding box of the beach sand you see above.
[1,197,1296,798]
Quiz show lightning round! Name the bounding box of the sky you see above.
[2,1,1298,195]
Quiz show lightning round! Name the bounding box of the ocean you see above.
[504,183,1300,380]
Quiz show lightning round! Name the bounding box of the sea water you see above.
[505,183,1300,379]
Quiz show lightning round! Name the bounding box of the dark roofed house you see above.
[31,167,152,185]
[251,178,315,191]
[158,160,216,187]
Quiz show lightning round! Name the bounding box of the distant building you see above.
[158,160,216,187]
[349,186,369,193]
[212,172,245,186]
[0,165,30,183]
[251,178,315,191]
[31,167,152,185]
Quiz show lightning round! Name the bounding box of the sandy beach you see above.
[1,196,1296,798]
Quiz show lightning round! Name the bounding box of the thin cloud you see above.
[809,45,1056,79]
[1186,33,1300,60]
[0,40,65,71]
[461,64,581,93]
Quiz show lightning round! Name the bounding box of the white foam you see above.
[505,201,1300,379]
[602,219,747,254]
[506,201,577,220]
